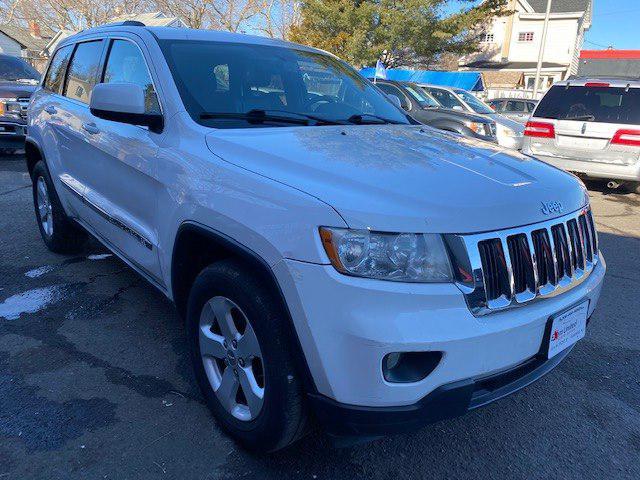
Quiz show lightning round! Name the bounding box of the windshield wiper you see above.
[564,114,595,121]
[346,113,403,125]
[199,109,343,126]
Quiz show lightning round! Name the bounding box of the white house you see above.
[0,22,53,70]
[460,0,593,97]
[42,12,186,58]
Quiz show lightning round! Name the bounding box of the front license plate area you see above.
[547,301,589,359]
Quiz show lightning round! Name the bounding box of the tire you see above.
[186,260,307,452]
[31,161,87,253]
[626,182,640,195]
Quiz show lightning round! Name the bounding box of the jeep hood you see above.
[205,125,588,233]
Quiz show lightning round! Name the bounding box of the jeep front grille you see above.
[447,207,598,316]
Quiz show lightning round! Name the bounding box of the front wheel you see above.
[186,260,308,452]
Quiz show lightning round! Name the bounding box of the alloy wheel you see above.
[36,176,53,237]
[199,296,265,421]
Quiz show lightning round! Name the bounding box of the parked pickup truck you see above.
[0,54,40,153]
[27,23,605,452]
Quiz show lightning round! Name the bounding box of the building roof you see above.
[462,60,568,71]
[578,50,640,77]
[526,0,591,13]
[580,50,640,60]
[0,23,54,52]
[109,11,184,27]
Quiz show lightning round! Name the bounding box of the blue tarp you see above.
[359,68,484,91]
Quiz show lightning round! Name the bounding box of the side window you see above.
[64,40,104,104]
[44,45,73,94]
[377,84,409,109]
[505,101,525,112]
[526,102,536,113]
[103,39,161,114]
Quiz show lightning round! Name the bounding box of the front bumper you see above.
[530,152,640,182]
[0,117,27,149]
[309,342,575,437]
[274,254,605,410]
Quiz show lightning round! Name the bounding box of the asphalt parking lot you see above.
[0,152,639,480]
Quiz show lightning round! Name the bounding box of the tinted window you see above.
[526,102,536,113]
[0,55,40,82]
[505,101,525,112]
[535,85,640,125]
[64,40,104,104]
[377,83,409,109]
[159,40,409,128]
[44,45,73,93]
[103,39,160,114]
[454,89,494,114]
[425,88,464,109]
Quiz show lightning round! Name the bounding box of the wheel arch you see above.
[25,136,44,177]
[170,221,319,394]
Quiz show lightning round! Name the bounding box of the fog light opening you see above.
[382,351,443,384]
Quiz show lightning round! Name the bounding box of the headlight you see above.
[0,97,19,116]
[463,120,483,134]
[319,227,453,283]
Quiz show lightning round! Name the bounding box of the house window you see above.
[482,33,495,43]
[518,32,534,42]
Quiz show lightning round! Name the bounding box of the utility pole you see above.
[533,0,552,98]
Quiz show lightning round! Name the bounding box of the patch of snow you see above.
[0,286,64,320]
[87,254,113,261]
[25,265,54,278]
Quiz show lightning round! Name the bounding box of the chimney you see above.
[29,20,41,38]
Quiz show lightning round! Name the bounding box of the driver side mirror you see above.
[386,94,403,109]
[90,82,163,133]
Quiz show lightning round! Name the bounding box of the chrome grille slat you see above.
[449,207,599,316]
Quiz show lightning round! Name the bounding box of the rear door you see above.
[55,39,107,217]
[527,84,640,165]
[80,36,164,281]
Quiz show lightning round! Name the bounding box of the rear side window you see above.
[505,100,525,112]
[64,40,104,104]
[44,45,73,94]
[102,39,160,114]
[535,85,640,125]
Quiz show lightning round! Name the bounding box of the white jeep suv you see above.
[26,23,606,452]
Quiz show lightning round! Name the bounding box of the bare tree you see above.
[0,0,151,30]
[255,0,300,39]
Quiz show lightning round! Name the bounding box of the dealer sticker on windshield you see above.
[547,301,589,359]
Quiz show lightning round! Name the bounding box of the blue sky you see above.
[584,0,640,49]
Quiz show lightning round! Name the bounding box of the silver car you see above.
[487,98,538,124]
[419,84,525,150]
[522,77,640,194]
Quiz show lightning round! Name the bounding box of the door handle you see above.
[82,122,100,135]
[44,105,57,115]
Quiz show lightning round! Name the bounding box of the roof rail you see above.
[101,20,146,27]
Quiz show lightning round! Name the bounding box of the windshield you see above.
[454,89,494,114]
[404,84,440,108]
[159,40,410,128]
[423,87,466,110]
[0,56,40,82]
[534,85,640,125]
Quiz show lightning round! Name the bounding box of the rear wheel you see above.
[186,260,307,452]
[31,161,87,253]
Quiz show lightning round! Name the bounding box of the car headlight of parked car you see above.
[0,98,20,117]
[319,227,453,282]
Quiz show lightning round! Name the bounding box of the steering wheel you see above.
[304,95,338,112]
